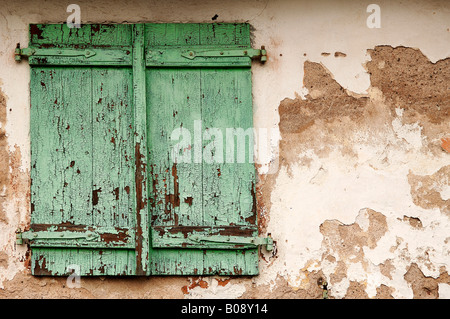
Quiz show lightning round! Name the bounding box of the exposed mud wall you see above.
[0,0,449,299]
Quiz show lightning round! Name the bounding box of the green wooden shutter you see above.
[23,24,143,276]
[20,23,269,276]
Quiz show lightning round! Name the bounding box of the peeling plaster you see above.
[183,277,247,299]
[0,0,449,299]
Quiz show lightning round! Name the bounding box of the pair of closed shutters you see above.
[22,23,267,276]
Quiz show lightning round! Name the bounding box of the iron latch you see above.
[181,46,267,63]
[15,43,96,62]
[16,228,99,244]
[189,233,274,251]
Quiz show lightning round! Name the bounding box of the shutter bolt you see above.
[16,228,23,245]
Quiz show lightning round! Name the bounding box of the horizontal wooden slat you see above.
[32,248,136,276]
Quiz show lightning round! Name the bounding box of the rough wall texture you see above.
[0,0,449,299]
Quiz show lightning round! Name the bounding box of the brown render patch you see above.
[0,270,187,299]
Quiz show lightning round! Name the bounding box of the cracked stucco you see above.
[0,0,449,299]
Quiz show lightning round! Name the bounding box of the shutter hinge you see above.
[14,43,96,62]
[15,227,99,244]
[181,45,267,63]
[189,233,274,251]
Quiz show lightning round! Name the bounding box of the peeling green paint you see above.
[28,23,261,276]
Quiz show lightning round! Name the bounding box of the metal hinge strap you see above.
[16,228,99,244]
[181,45,267,63]
[15,44,96,61]
[189,234,273,251]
